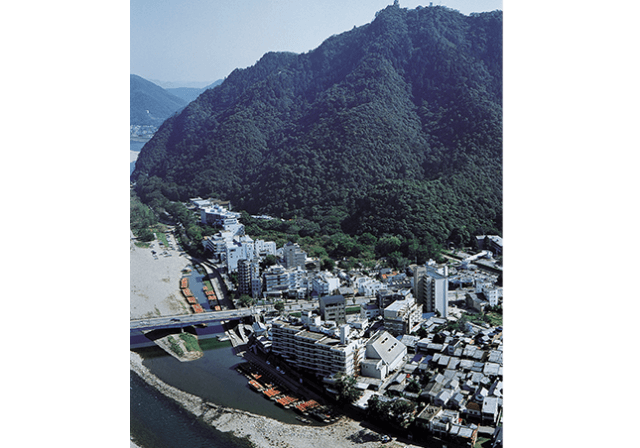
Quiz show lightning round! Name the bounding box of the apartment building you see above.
[271,319,364,378]
[414,263,449,318]
[283,242,307,269]
[263,265,307,299]
[238,259,262,298]
[312,271,340,297]
[383,295,422,335]
[319,295,346,324]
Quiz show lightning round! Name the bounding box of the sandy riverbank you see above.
[130,233,194,319]
[130,351,416,448]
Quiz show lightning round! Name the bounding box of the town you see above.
[130,124,157,140]
[177,198,504,448]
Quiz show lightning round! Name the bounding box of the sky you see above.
[131,0,503,86]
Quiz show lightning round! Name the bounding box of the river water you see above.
[131,331,306,447]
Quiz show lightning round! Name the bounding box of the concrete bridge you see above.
[130,307,267,333]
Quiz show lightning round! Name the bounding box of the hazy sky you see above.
[131,0,502,85]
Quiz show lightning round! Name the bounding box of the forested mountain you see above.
[130,74,188,126]
[132,5,502,246]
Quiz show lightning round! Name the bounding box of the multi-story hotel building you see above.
[270,319,364,378]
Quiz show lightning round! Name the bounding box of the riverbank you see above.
[130,351,410,448]
[130,233,193,319]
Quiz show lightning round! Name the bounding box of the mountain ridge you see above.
[130,74,188,126]
[132,5,502,244]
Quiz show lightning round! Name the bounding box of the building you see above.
[476,235,503,256]
[319,295,346,324]
[360,330,407,379]
[203,232,275,273]
[312,271,340,297]
[263,265,307,299]
[238,259,252,296]
[283,242,307,270]
[475,280,500,307]
[254,239,277,258]
[270,319,364,378]
[383,295,422,335]
[200,203,241,226]
[238,259,262,298]
[355,276,385,297]
[414,263,449,318]
[415,405,478,447]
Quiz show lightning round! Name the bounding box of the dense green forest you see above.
[131,5,502,250]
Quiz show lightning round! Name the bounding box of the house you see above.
[482,396,499,424]
[464,401,482,420]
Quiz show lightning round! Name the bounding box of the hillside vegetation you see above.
[131,5,502,249]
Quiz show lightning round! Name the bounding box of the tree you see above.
[274,301,285,313]
[321,257,335,271]
[405,378,421,394]
[375,236,402,258]
[137,228,155,242]
[334,373,362,405]
[239,294,255,307]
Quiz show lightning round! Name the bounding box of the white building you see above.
[254,239,277,258]
[263,265,307,299]
[199,203,241,226]
[360,330,407,379]
[355,276,385,297]
[271,319,365,378]
[312,271,341,297]
[225,235,256,272]
[203,232,276,273]
[475,280,500,307]
[383,295,422,335]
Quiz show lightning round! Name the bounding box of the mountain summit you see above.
[132,5,502,243]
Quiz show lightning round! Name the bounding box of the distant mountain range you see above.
[167,80,224,103]
[130,74,187,126]
[131,76,225,125]
[132,5,502,244]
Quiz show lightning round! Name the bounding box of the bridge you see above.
[130,307,266,333]
[130,301,323,333]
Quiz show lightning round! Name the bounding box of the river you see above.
[130,366,254,448]
[131,335,310,447]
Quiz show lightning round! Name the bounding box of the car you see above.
[170,318,180,322]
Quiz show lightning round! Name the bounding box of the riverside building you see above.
[270,319,365,378]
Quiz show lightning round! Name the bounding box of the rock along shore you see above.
[130,351,410,448]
